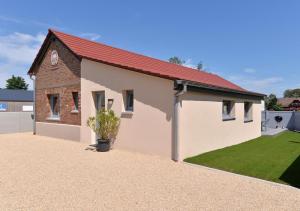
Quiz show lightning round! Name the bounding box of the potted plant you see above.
[87,109,120,152]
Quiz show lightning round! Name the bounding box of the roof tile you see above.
[39,29,250,93]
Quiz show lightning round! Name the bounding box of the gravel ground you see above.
[0,133,299,211]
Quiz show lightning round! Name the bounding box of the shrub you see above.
[87,109,120,141]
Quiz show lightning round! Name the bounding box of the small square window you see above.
[124,90,134,112]
[244,102,253,122]
[72,92,79,111]
[48,94,60,119]
[222,100,235,120]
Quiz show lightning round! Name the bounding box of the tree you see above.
[168,56,205,71]
[168,57,185,65]
[6,75,29,90]
[197,62,203,70]
[272,104,283,111]
[264,94,283,110]
[283,89,300,98]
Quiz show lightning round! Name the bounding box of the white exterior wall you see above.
[80,59,174,158]
[36,122,81,141]
[178,91,262,160]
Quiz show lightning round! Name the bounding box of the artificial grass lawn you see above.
[184,131,300,188]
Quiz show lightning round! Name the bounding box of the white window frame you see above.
[244,102,253,122]
[48,94,60,120]
[124,90,134,112]
[72,92,79,112]
[222,100,235,121]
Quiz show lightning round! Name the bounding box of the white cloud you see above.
[183,58,197,69]
[227,75,243,81]
[0,15,22,23]
[80,33,101,41]
[0,32,45,89]
[244,68,256,73]
[0,32,45,64]
[0,15,66,31]
[247,77,283,88]
[226,73,284,94]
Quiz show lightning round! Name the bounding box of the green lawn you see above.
[184,131,300,188]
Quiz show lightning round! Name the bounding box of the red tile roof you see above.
[278,98,300,107]
[30,29,261,95]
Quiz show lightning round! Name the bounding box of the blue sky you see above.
[0,0,299,96]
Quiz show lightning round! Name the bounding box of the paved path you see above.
[0,133,299,210]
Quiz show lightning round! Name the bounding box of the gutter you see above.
[30,75,36,135]
[173,80,187,161]
[185,81,265,98]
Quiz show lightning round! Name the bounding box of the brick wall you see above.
[34,38,81,125]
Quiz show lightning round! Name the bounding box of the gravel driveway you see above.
[0,133,299,210]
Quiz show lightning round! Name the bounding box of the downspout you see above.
[173,80,187,161]
[30,75,36,135]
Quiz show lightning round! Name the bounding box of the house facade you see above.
[0,89,33,112]
[278,98,300,111]
[28,29,264,161]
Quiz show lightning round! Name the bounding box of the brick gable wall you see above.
[34,38,81,125]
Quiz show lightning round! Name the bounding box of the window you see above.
[124,90,134,112]
[244,102,253,122]
[222,100,235,120]
[48,94,60,119]
[72,92,79,112]
[51,50,59,66]
[95,92,105,111]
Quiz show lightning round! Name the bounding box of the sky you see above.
[0,0,299,96]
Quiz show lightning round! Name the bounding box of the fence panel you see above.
[262,111,300,131]
[294,112,300,131]
[0,112,33,134]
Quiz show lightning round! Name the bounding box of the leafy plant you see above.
[272,104,283,111]
[87,109,120,141]
[6,75,29,90]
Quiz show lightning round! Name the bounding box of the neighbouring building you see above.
[277,98,300,111]
[28,29,264,161]
[0,89,33,112]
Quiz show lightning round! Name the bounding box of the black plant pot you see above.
[96,140,110,152]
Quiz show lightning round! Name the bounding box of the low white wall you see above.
[36,122,81,141]
[0,112,33,134]
[179,91,262,160]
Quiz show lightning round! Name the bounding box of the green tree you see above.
[197,62,203,70]
[169,57,205,71]
[168,57,185,65]
[6,75,29,90]
[272,104,283,111]
[283,89,300,97]
[264,94,283,110]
